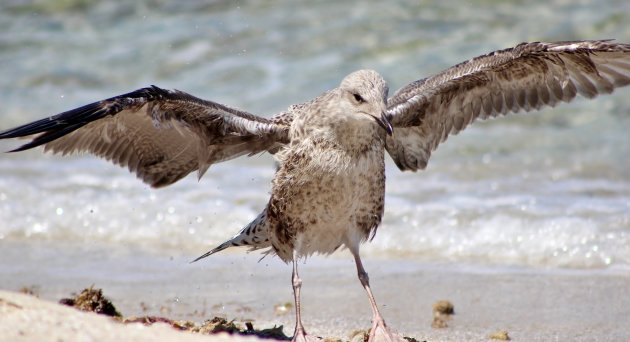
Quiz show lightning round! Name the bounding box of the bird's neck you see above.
[292,115,385,152]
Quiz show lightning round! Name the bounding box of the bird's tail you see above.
[191,209,271,263]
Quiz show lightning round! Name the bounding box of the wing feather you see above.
[386,40,630,171]
[0,86,290,187]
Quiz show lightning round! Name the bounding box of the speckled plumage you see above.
[192,71,390,265]
[267,71,388,262]
[2,40,630,341]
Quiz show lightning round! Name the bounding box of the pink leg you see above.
[351,248,404,342]
[291,252,313,342]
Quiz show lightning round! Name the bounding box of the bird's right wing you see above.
[0,86,290,187]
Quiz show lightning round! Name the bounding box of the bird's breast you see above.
[269,141,386,260]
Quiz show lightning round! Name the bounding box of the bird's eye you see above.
[353,93,366,103]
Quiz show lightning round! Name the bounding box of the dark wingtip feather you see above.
[0,86,160,152]
[0,118,52,140]
[7,144,38,153]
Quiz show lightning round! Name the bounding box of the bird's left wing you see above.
[0,86,290,187]
[385,40,630,171]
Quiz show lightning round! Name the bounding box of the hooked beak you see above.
[375,112,393,136]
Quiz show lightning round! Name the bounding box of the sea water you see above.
[1,0,629,275]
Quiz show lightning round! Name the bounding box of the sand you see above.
[0,289,261,342]
[1,241,629,341]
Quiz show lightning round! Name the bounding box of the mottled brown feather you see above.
[385,40,630,171]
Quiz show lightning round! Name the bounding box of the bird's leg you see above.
[352,249,404,342]
[291,251,311,342]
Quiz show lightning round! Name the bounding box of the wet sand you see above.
[1,240,629,341]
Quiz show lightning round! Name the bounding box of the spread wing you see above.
[385,40,630,171]
[0,86,290,187]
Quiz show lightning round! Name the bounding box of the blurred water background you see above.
[1,0,629,272]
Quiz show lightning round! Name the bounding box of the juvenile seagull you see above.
[1,40,630,341]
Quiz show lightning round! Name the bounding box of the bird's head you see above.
[338,69,393,136]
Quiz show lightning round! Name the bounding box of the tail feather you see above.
[191,210,271,263]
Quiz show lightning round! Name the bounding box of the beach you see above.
[2,240,630,341]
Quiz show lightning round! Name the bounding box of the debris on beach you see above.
[56,287,421,341]
[192,317,290,339]
[349,329,368,342]
[195,317,244,334]
[432,300,454,315]
[489,330,510,340]
[242,323,290,340]
[403,337,424,342]
[349,328,425,342]
[57,287,289,339]
[124,316,190,329]
[126,315,291,339]
[59,286,121,318]
[431,300,454,328]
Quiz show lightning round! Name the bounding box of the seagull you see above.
[1,40,629,341]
